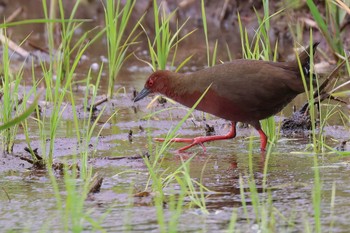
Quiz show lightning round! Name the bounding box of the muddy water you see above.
[1,1,350,233]
[2,68,350,232]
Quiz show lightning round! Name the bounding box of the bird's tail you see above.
[294,41,320,77]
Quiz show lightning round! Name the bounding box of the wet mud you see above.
[0,0,350,232]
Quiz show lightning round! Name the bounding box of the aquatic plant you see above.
[104,0,141,98]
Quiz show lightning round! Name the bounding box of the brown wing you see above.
[194,60,302,120]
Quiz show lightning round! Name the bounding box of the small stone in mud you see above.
[205,124,215,136]
[134,191,151,197]
[14,98,23,111]
[335,140,349,152]
[281,110,312,135]
[132,105,138,114]
[100,55,108,63]
[132,88,139,100]
[88,174,103,194]
[238,122,249,128]
[142,151,150,159]
[157,96,167,104]
[128,129,133,142]
[139,125,144,132]
[91,63,99,71]
[34,104,42,117]
[190,118,198,127]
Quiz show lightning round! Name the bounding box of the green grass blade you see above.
[0,94,40,131]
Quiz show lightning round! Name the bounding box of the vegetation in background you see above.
[104,0,141,98]
[306,0,348,59]
[0,93,40,132]
[201,0,218,67]
[0,0,349,232]
[237,7,281,148]
[39,0,104,165]
[141,0,194,72]
[1,31,21,153]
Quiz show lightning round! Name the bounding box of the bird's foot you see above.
[154,122,237,152]
[155,137,207,152]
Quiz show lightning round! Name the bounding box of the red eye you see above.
[148,79,154,86]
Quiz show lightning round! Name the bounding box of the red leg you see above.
[155,122,237,152]
[257,129,267,151]
[251,121,268,151]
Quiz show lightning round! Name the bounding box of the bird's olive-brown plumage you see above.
[134,42,319,151]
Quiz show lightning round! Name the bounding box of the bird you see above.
[134,42,319,152]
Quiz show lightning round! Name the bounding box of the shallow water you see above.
[1,1,350,232]
[2,83,350,232]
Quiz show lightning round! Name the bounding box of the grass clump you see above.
[306,0,349,59]
[104,0,141,98]
[141,0,194,72]
[237,8,282,149]
[0,30,39,154]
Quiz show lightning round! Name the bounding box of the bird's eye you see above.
[148,79,154,86]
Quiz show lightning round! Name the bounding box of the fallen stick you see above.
[88,96,108,111]
[6,7,23,23]
[0,34,30,58]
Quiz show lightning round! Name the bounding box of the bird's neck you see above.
[160,72,203,108]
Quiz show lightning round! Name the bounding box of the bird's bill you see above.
[134,88,151,102]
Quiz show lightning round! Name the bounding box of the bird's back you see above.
[168,43,318,123]
[177,60,301,122]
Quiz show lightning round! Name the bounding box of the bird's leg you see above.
[257,129,267,151]
[250,121,268,152]
[155,122,237,152]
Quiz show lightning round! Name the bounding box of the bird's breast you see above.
[172,89,250,122]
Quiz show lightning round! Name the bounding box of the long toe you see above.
[178,141,207,152]
[154,138,165,142]
[199,143,207,152]
[171,138,195,143]
[155,137,195,143]
[178,143,197,152]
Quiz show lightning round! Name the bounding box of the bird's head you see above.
[134,70,171,102]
